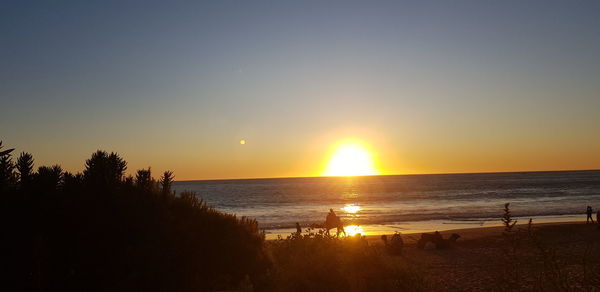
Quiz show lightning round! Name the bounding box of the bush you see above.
[0,145,269,292]
[266,230,430,292]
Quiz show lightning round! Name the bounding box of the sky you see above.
[1,0,599,180]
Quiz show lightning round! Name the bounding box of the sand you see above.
[365,221,600,290]
[267,220,600,290]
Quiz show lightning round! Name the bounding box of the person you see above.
[389,232,404,254]
[326,208,336,222]
[324,208,345,236]
[587,206,594,224]
[295,222,302,235]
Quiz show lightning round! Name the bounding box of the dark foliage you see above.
[0,140,15,156]
[267,230,430,292]
[33,165,63,194]
[0,141,16,190]
[83,150,127,189]
[16,152,34,188]
[160,170,175,195]
[501,203,517,233]
[135,167,154,191]
[0,143,269,292]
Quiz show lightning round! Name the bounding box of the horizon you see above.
[2,0,600,180]
[175,168,600,183]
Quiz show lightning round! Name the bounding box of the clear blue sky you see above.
[2,0,599,179]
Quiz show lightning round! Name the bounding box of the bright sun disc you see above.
[323,142,379,176]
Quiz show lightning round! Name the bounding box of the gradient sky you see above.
[2,0,599,180]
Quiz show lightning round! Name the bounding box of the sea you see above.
[173,170,600,239]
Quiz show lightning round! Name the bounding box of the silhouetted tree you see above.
[63,171,84,192]
[123,175,134,187]
[34,165,63,193]
[160,170,174,195]
[0,141,16,190]
[16,152,34,189]
[135,167,153,191]
[83,151,127,188]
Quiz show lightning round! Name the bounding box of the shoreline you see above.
[364,219,592,243]
[264,214,589,240]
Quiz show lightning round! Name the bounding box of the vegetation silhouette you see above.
[268,228,430,291]
[1,142,269,291]
[160,170,175,195]
[0,140,16,190]
[16,152,34,189]
[83,150,127,189]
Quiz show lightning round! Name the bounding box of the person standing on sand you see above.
[586,206,594,224]
[295,222,302,235]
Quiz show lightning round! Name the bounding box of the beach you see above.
[358,220,600,290]
[263,218,600,291]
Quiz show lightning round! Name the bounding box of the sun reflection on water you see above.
[342,204,361,214]
[344,225,364,236]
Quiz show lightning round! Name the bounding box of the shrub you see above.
[266,230,430,292]
[1,146,269,292]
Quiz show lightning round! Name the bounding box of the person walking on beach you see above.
[586,206,594,224]
[325,208,345,236]
[326,208,337,226]
[295,222,302,235]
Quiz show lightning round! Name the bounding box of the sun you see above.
[323,142,380,176]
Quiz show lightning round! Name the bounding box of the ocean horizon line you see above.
[175,168,600,183]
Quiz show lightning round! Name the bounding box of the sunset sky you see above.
[2,0,599,180]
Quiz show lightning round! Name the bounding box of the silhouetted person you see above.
[382,232,403,255]
[295,222,302,235]
[390,232,403,251]
[587,206,594,224]
[326,208,336,222]
[324,209,345,236]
